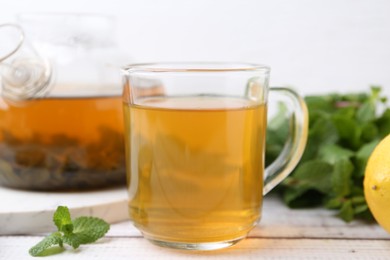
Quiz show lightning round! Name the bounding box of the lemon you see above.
[364,133,390,233]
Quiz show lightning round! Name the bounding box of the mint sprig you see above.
[29,206,110,257]
[266,86,389,222]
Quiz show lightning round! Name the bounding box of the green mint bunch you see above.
[266,86,390,222]
[29,206,110,257]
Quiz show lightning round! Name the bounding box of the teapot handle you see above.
[0,23,52,104]
[0,24,24,62]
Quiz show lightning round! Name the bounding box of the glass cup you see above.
[122,62,308,250]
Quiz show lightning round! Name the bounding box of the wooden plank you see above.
[255,195,390,239]
[2,194,389,259]
[1,236,390,259]
[106,196,390,240]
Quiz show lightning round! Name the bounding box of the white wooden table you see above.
[1,195,389,259]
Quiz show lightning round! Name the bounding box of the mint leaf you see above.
[63,217,110,249]
[361,123,379,142]
[354,204,369,215]
[63,233,89,249]
[338,200,354,222]
[325,197,343,209]
[331,159,354,197]
[318,144,354,164]
[29,232,63,256]
[292,160,333,193]
[355,139,380,177]
[376,108,390,137]
[282,161,333,207]
[29,206,110,256]
[301,117,338,162]
[53,206,73,234]
[305,95,335,113]
[309,117,339,146]
[332,115,362,149]
[356,101,376,123]
[370,86,382,98]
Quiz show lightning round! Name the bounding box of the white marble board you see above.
[0,186,129,235]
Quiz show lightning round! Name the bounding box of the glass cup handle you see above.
[263,87,309,195]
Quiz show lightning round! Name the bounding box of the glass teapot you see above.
[0,14,127,190]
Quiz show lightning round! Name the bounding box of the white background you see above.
[1,0,390,96]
